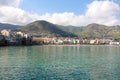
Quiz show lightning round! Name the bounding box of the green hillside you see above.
[57,25,83,35]
[20,20,77,37]
[0,23,20,29]
[78,23,120,39]
[0,20,120,40]
[59,23,120,40]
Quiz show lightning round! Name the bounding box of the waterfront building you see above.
[90,40,96,44]
[109,42,120,45]
[1,29,10,37]
[16,31,24,37]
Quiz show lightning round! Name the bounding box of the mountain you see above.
[20,21,120,40]
[78,23,120,39]
[20,20,77,37]
[0,20,120,40]
[57,25,83,34]
[0,23,20,29]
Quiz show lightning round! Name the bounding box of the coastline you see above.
[29,44,120,47]
[0,43,120,47]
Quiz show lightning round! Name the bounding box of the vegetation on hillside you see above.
[0,20,120,41]
[0,23,20,29]
[57,23,120,40]
[20,20,77,37]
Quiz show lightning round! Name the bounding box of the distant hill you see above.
[78,23,120,39]
[57,25,83,34]
[0,23,20,29]
[0,20,120,40]
[59,23,120,40]
[20,20,77,37]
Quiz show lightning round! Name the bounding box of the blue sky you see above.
[0,0,120,26]
[20,0,120,15]
[20,0,93,15]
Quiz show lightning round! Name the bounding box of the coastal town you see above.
[0,29,119,46]
[0,29,32,46]
[33,36,120,45]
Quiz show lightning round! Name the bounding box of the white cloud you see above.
[0,0,20,7]
[43,13,90,26]
[0,6,40,25]
[84,0,120,26]
[86,0,120,18]
[41,0,120,26]
[0,0,120,26]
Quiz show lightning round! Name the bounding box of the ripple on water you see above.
[0,46,120,80]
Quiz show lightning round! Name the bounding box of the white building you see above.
[90,40,96,44]
[1,29,10,37]
[109,42,119,45]
[16,31,24,37]
[23,34,28,38]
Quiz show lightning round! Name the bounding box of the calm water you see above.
[0,45,120,80]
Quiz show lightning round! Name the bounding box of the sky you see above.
[0,0,120,26]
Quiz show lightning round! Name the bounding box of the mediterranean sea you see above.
[0,45,120,80]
